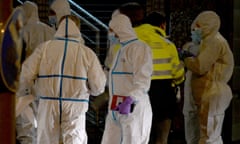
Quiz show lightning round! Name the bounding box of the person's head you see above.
[109,14,137,42]
[48,9,57,28]
[111,9,120,19]
[50,0,71,27]
[119,2,144,27]
[144,11,166,31]
[191,11,220,40]
[55,15,81,40]
[22,1,39,24]
[107,9,121,45]
[59,15,80,28]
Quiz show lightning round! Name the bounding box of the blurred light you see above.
[0,22,4,33]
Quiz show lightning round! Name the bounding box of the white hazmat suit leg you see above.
[183,71,200,144]
[16,113,35,144]
[182,42,200,144]
[37,101,88,144]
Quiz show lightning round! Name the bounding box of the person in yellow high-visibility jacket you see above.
[134,11,185,144]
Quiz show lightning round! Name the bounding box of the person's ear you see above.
[160,23,166,31]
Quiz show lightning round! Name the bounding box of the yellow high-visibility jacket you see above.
[134,24,184,85]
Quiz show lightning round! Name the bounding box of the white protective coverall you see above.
[16,1,56,144]
[182,42,200,144]
[17,17,106,144]
[101,14,153,144]
[184,11,234,144]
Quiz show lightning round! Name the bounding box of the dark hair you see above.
[144,11,166,27]
[59,15,80,28]
[119,2,144,27]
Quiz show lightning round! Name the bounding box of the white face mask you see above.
[48,15,57,28]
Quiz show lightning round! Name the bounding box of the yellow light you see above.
[1,29,4,33]
[0,22,4,33]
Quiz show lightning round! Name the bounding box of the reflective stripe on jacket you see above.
[135,24,184,84]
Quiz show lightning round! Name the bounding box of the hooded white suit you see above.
[184,11,234,144]
[21,1,56,57]
[16,1,55,144]
[101,14,153,144]
[17,17,106,144]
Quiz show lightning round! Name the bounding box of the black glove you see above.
[178,49,195,60]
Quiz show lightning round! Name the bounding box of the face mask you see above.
[108,32,119,44]
[191,28,202,44]
[48,15,57,28]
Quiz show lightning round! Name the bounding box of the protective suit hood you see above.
[111,9,120,18]
[50,0,71,25]
[54,17,82,40]
[109,14,137,42]
[22,1,39,24]
[191,11,220,39]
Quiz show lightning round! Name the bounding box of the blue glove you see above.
[115,96,134,115]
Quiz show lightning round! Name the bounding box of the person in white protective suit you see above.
[21,1,56,57]
[92,3,145,111]
[101,14,153,144]
[50,0,85,45]
[16,1,56,144]
[50,0,70,27]
[181,41,200,144]
[183,11,234,144]
[16,15,106,144]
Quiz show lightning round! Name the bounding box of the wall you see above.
[0,0,16,143]
[146,0,165,14]
[232,0,240,141]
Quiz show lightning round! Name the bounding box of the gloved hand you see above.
[178,49,195,60]
[115,96,134,115]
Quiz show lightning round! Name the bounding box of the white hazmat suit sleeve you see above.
[127,42,152,101]
[87,50,106,96]
[17,43,43,97]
